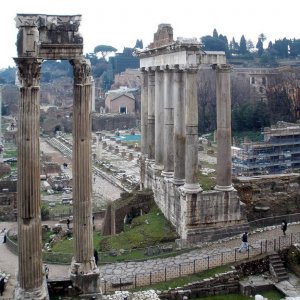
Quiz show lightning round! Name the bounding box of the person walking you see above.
[94,249,99,266]
[0,277,5,296]
[281,220,287,235]
[66,218,70,230]
[238,232,249,253]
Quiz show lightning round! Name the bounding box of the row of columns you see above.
[140,64,233,192]
[14,57,99,298]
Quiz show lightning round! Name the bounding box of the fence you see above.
[99,232,300,293]
[249,213,300,229]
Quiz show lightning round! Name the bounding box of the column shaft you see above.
[71,59,95,270]
[147,70,155,160]
[154,68,164,169]
[173,69,185,184]
[162,68,174,176]
[184,69,202,193]
[140,69,148,155]
[15,58,44,292]
[215,64,233,191]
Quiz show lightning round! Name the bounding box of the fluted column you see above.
[162,67,174,177]
[183,68,202,193]
[14,58,47,299]
[147,69,155,160]
[214,64,234,191]
[173,68,185,185]
[154,67,164,170]
[140,68,148,156]
[70,58,100,294]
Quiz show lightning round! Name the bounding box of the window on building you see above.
[259,87,264,93]
[251,77,255,84]
[262,77,266,85]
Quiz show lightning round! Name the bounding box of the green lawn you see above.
[100,206,178,251]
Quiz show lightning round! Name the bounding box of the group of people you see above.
[238,219,288,253]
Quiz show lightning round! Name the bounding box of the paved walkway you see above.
[1,221,300,298]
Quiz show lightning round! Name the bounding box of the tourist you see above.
[2,228,7,243]
[94,249,99,266]
[66,218,70,230]
[238,232,249,253]
[0,277,4,296]
[281,220,287,236]
[44,264,49,280]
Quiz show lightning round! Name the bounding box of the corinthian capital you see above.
[14,58,43,87]
[71,58,92,84]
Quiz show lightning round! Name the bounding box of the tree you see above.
[213,28,218,38]
[239,35,247,55]
[94,45,117,60]
[256,38,264,57]
[134,39,143,49]
[229,37,239,54]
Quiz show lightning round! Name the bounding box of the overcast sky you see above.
[1,0,300,69]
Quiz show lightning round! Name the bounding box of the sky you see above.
[1,0,300,69]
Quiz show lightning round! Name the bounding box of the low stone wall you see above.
[101,191,154,235]
[157,270,239,299]
[92,114,137,131]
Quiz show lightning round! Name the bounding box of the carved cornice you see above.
[70,59,92,84]
[14,58,43,87]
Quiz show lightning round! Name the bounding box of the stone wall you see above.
[158,270,239,299]
[0,181,17,221]
[233,173,300,220]
[92,113,137,131]
[102,191,154,236]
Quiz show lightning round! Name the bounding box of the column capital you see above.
[212,64,232,73]
[14,57,43,87]
[71,58,92,84]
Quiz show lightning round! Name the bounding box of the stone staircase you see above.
[269,252,289,282]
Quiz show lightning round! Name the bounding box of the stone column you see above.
[183,68,202,193]
[70,58,100,295]
[214,64,234,191]
[162,67,174,177]
[140,68,148,156]
[147,68,155,160]
[14,58,48,299]
[154,67,164,170]
[173,68,185,185]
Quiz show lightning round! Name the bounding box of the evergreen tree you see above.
[213,28,218,38]
[256,38,264,56]
[239,35,247,54]
[229,37,239,54]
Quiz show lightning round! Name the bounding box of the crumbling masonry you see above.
[138,24,248,243]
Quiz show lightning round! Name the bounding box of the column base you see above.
[214,184,235,192]
[70,258,101,295]
[161,170,174,178]
[183,183,202,193]
[14,281,49,300]
[173,177,185,185]
[153,164,164,170]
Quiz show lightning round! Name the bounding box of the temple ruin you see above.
[14,14,100,299]
[138,24,248,243]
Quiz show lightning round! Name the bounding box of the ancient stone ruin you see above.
[137,24,248,243]
[14,14,100,299]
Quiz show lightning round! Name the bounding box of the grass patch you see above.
[232,130,263,146]
[260,289,285,300]
[100,206,178,251]
[195,295,251,300]
[197,172,216,191]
